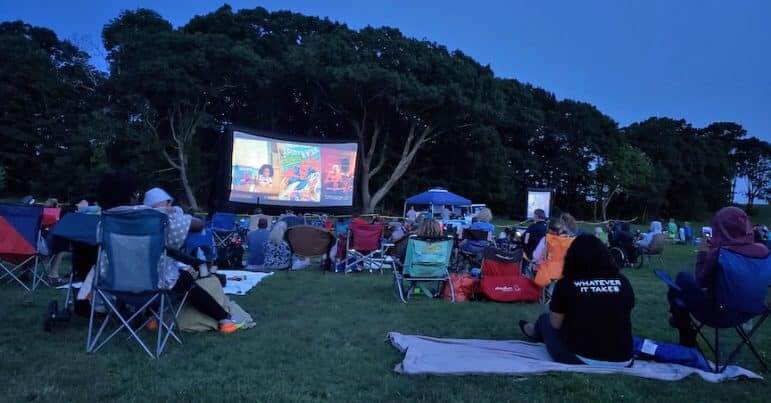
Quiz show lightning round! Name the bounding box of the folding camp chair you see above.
[689,249,771,373]
[286,225,335,270]
[656,249,771,373]
[639,233,666,267]
[0,204,48,292]
[211,212,237,248]
[86,209,187,359]
[455,229,490,271]
[346,222,390,273]
[394,236,455,302]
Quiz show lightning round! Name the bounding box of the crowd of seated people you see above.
[42,173,246,334]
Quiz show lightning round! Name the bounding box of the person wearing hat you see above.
[141,187,242,333]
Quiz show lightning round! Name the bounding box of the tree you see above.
[734,137,771,213]
[103,9,266,209]
[0,21,103,197]
[595,144,654,221]
[0,165,6,192]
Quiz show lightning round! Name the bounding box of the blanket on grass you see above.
[388,332,761,383]
[218,270,274,295]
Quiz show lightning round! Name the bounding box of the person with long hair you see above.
[519,234,635,366]
[416,218,444,238]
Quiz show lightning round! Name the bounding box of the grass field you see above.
[1,221,769,402]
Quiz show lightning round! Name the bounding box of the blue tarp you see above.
[405,188,471,207]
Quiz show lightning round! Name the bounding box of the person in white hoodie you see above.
[142,187,242,334]
[635,221,662,248]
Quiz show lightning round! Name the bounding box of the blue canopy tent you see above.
[403,188,472,217]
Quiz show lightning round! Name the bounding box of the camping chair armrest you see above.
[165,247,205,267]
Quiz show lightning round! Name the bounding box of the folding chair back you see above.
[88,208,185,359]
[715,249,771,316]
[646,233,667,255]
[287,225,335,258]
[0,204,46,291]
[534,233,574,288]
[463,229,489,242]
[403,237,453,278]
[98,209,168,293]
[350,222,384,252]
[394,236,454,302]
[0,204,43,258]
[693,248,771,373]
[211,212,236,231]
[480,247,539,302]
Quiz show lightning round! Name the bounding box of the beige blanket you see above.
[178,276,256,332]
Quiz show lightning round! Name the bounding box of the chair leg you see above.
[714,327,721,373]
[448,278,455,303]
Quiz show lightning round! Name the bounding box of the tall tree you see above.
[734,137,771,213]
[0,21,103,197]
[103,9,265,209]
[594,144,654,220]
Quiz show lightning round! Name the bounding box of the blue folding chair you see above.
[0,204,48,292]
[86,209,187,359]
[694,249,771,373]
[211,212,237,249]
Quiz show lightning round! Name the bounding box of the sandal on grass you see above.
[518,320,536,341]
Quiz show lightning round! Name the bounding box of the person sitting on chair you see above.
[665,206,769,347]
[246,216,270,271]
[417,218,444,238]
[141,187,244,334]
[460,208,494,254]
[523,209,548,260]
[263,221,291,270]
[560,212,580,236]
[531,218,576,287]
[636,221,663,249]
[519,234,635,366]
[610,221,637,264]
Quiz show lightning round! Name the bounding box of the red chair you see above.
[345,222,389,274]
[0,204,48,292]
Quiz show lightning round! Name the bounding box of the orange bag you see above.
[443,273,479,302]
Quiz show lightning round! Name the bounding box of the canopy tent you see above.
[403,188,471,217]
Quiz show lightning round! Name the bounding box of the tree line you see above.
[1,5,769,219]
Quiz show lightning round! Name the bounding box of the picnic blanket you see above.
[218,270,274,295]
[388,332,761,383]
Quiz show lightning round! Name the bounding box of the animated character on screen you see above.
[326,164,342,191]
[257,164,274,186]
[279,166,321,201]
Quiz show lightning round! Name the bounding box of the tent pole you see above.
[402,201,407,218]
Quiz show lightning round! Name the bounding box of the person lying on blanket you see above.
[141,187,246,334]
[519,234,636,367]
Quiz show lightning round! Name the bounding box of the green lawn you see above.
[1,242,769,402]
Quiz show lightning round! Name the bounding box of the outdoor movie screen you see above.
[228,130,358,207]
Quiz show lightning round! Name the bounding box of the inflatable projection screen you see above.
[217,127,359,214]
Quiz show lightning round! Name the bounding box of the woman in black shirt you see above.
[519,234,635,366]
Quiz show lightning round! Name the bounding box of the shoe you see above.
[518,320,536,341]
[219,321,239,334]
[146,319,159,331]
